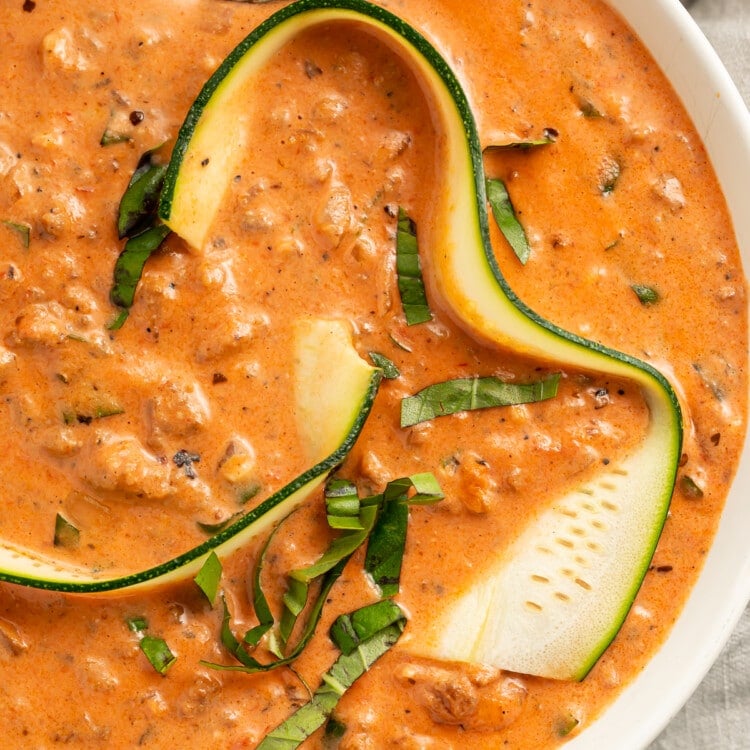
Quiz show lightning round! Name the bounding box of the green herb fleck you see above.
[324,716,347,741]
[110,223,171,311]
[62,405,124,425]
[239,482,261,504]
[556,713,580,737]
[126,616,149,633]
[117,149,168,238]
[196,512,243,535]
[100,128,132,147]
[631,284,660,306]
[2,220,30,248]
[53,513,80,549]
[679,475,704,499]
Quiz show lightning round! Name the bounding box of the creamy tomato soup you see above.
[0,0,746,748]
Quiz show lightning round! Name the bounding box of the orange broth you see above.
[0,0,746,747]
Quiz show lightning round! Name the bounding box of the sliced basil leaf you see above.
[256,618,405,750]
[110,223,171,310]
[242,523,278,648]
[194,551,222,605]
[139,635,176,675]
[107,308,129,331]
[486,177,531,264]
[325,478,363,530]
[631,284,660,306]
[330,600,406,655]
[289,505,378,587]
[325,478,359,511]
[396,208,431,325]
[2,220,30,248]
[364,500,407,598]
[382,472,444,505]
[204,560,349,675]
[279,505,378,644]
[118,159,168,239]
[401,373,560,427]
[365,474,443,597]
[53,513,80,549]
[368,352,400,379]
[216,593,268,671]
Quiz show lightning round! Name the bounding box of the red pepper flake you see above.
[212,372,228,385]
[22,0,36,11]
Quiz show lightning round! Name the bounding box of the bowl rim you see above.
[567,0,750,747]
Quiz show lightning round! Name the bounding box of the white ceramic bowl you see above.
[567,1,750,747]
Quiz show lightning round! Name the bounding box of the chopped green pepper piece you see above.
[126,616,149,633]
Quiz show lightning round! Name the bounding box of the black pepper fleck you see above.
[173,449,200,479]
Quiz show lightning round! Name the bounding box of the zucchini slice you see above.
[159,0,680,680]
[0,319,379,593]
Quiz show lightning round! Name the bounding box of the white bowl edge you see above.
[566,1,750,748]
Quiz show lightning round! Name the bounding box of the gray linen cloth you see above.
[649,1,749,748]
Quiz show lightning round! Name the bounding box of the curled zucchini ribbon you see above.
[156,0,682,682]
